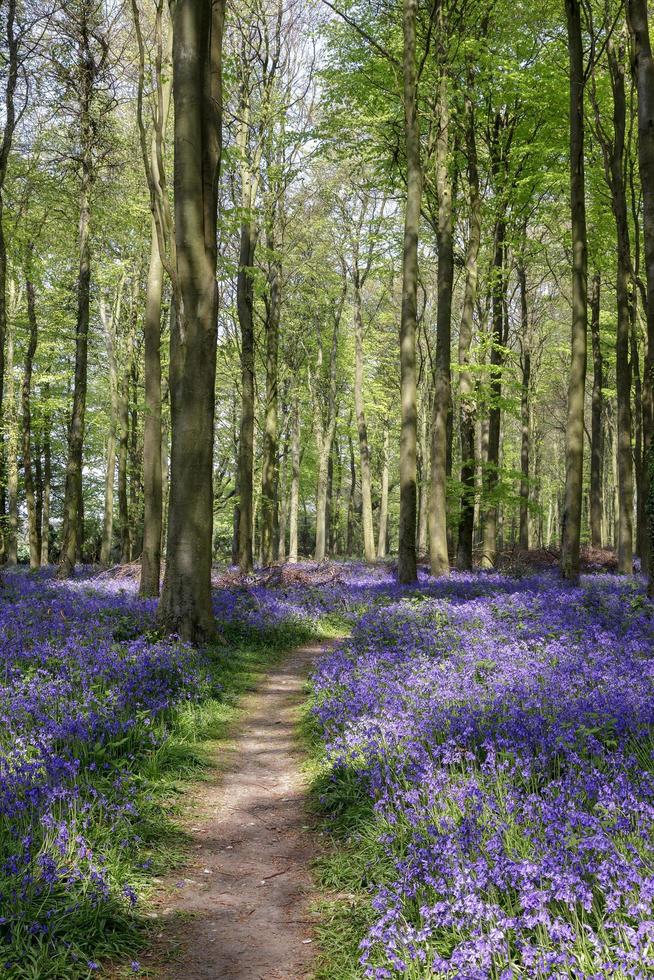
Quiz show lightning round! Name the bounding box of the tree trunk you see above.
[236,93,258,574]
[23,248,40,568]
[429,66,453,577]
[561,0,588,582]
[589,271,603,547]
[158,0,225,642]
[352,269,375,561]
[136,5,173,596]
[99,284,123,565]
[627,0,654,587]
[141,223,165,592]
[5,287,16,565]
[41,383,51,564]
[59,7,94,578]
[288,390,300,563]
[261,244,281,567]
[398,0,421,584]
[0,0,18,559]
[481,215,506,568]
[456,83,481,570]
[518,259,530,551]
[377,423,389,559]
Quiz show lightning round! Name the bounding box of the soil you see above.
[138,638,339,980]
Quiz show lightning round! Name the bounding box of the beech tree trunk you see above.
[456,82,481,570]
[377,423,389,559]
[352,267,375,561]
[23,248,40,568]
[261,241,281,567]
[481,215,506,568]
[141,226,165,590]
[158,0,225,642]
[589,272,603,548]
[518,258,530,551]
[429,66,453,577]
[41,383,51,564]
[561,0,588,582]
[59,5,94,578]
[288,390,300,562]
[0,0,18,558]
[398,0,421,584]
[6,293,17,565]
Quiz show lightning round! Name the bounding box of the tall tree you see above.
[398,0,420,584]
[626,0,654,587]
[130,0,175,596]
[158,0,226,641]
[561,0,588,582]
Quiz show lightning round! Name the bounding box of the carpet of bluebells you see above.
[6,560,654,979]
[312,570,654,979]
[0,564,351,977]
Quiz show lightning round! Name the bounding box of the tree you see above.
[398,0,420,584]
[157,0,226,642]
[561,0,588,582]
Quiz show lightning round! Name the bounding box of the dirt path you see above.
[141,638,338,980]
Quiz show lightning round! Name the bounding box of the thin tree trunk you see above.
[377,423,389,559]
[0,0,19,558]
[456,80,481,570]
[261,243,281,567]
[158,0,225,642]
[429,65,452,577]
[589,271,603,547]
[23,247,40,568]
[5,284,17,565]
[141,225,165,589]
[59,6,94,578]
[561,0,588,581]
[288,390,300,563]
[41,383,51,565]
[481,215,506,568]
[398,0,421,584]
[99,284,123,565]
[353,269,375,561]
[236,94,258,574]
[518,259,530,551]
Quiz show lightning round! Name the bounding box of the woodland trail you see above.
[140,637,339,980]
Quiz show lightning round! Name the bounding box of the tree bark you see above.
[456,83,481,570]
[99,284,123,565]
[41,383,51,564]
[23,248,40,568]
[158,0,225,642]
[352,266,375,561]
[288,389,300,562]
[429,66,453,577]
[589,271,603,548]
[0,0,19,557]
[261,236,281,567]
[59,7,95,578]
[626,0,654,587]
[398,0,421,584]
[481,214,506,568]
[561,0,588,582]
[5,283,17,565]
[518,258,530,551]
[377,422,389,558]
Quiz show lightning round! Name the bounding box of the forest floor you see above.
[133,637,339,980]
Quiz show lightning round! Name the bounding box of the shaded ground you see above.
[138,638,339,980]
